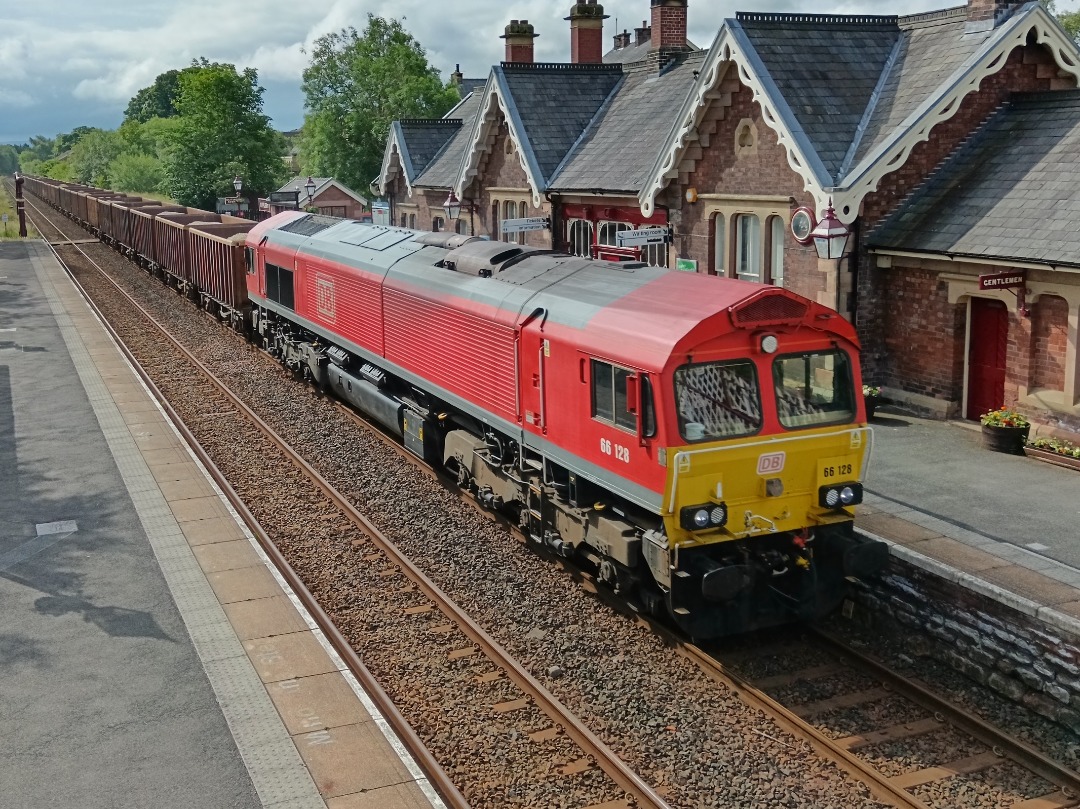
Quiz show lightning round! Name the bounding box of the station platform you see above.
[0,239,443,808]
[858,407,1080,637]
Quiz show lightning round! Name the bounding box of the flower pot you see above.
[1023,445,1080,471]
[864,395,879,420]
[981,424,1029,454]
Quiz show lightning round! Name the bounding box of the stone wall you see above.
[849,553,1080,734]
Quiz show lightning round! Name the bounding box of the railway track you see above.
[19,191,668,809]
[14,182,1071,807]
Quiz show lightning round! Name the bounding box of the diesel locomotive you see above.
[26,177,887,637]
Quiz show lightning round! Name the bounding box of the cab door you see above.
[518,311,548,436]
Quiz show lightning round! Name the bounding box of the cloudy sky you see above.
[0,0,1044,144]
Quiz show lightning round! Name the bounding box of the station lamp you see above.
[443,190,462,222]
[305,176,316,202]
[811,200,851,260]
[232,175,243,194]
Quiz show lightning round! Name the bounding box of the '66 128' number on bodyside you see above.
[600,438,630,463]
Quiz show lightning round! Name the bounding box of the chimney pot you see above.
[567,1,609,64]
[502,18,539,63]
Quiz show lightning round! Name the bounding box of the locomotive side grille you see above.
[730,293,808,327]
[279,214,340,237]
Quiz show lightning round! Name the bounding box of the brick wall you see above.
[879,265,967,401]
[311,187,365,220]
[858,44,1068,383]
[675,76,822,300]
[468,117,551,249]
[1030,295,1068,392]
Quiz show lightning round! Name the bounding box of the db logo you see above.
[757,452,786,475]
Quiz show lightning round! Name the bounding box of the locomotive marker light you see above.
[810,200,850,260]
[760,334,779,354]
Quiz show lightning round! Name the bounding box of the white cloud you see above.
[0,0,1070,143]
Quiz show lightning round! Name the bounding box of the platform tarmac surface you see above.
[0,239,443,808]
[859,407,1080,634]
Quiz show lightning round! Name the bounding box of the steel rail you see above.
[810,628,1080,802]
[25,194,670,809]
[20,197,471,809]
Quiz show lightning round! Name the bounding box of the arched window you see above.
[504,200,518,243]
[768,215,784,287]
[432,216,444,232]
[454,219,466,235]
[409,213,417,229]
[400,214,407,228]
[598,221,631,247]
[567,219,593,258]
[492,200,500,240]
[713,214,726,276]
[735,214,761,282]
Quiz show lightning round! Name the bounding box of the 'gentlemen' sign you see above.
[978,271,1025,290]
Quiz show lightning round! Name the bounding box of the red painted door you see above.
[967,298,1008,420]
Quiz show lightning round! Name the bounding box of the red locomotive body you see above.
[20,182,884,637]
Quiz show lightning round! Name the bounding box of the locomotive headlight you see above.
[760,334,779,354]
[681,503,727,531]
[818,483,863,509]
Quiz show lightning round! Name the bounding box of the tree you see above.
[110,153,164,193]
[163,60,286,209]
[69,130,122,184]
[0,145,18,175]
[55,126,98,155]
[301,16,460,193]
[124,69,184,124]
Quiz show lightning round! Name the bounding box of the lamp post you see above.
[304,176,316,207]
[232,175,243,194]
[810,201,850,260]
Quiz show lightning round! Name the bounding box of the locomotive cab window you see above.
[245,247,256,275]
[674,360,761,442]
[591,360,640,433]
[773,350,855,428]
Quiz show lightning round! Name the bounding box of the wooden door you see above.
[966,298,1009,420]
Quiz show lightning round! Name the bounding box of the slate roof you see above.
[850,8,990,169]
[604,41,653,65]
[867,91,1080,267]
[496,63,624,188]
[552,53,706,193]
[457,78,487,97]
[395,120,462,182]
[413,89,486,189]
[733,13,900,182]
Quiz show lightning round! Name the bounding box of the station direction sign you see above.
[617,227,671,247]
[501,216,550,234]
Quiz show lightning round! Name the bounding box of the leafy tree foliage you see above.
[69,130,123,184]
[301,16,460,193]
[0,145,18,175]
[124,69,184,123]
[163,60,286,209]
[109,153,165,193]
[54,126,98,155]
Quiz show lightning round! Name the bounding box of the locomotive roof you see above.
[250,214,857,370]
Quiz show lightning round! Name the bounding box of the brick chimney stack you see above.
[966,0,1018,26]
[501,20,538,63]
[651,0,688,52]
[567,1,609,64]
[450,64,463,86]
[613,29,631,50]
[634,20,651,46]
